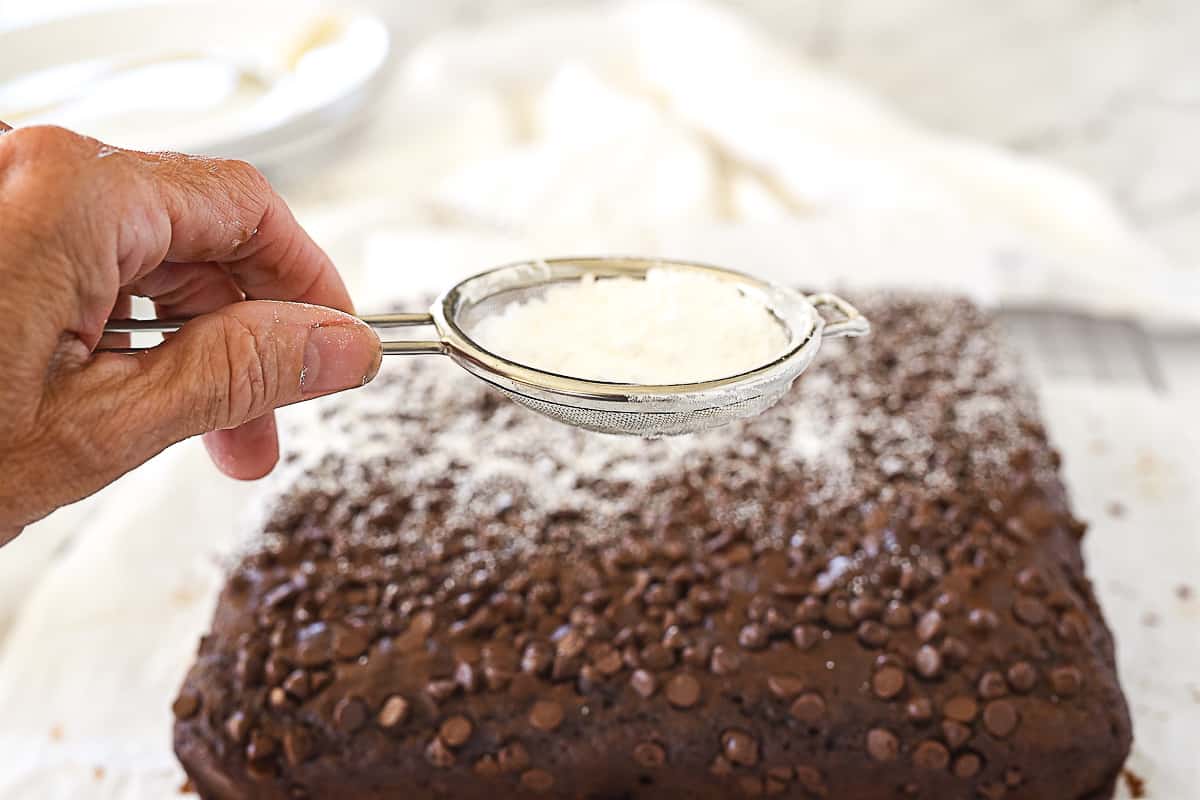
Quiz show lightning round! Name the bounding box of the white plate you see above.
[0,1,391,169]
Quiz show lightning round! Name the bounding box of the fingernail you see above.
[301,321,382,396]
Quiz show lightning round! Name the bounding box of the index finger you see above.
[134,151,354,313]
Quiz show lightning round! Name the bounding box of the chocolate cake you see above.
[173,295,1131,799]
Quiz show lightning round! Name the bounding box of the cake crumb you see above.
[1141,612,1159,628]
[1122,768,1146,798]
[93,766,105,781]
[180,777,196,794]
[1106,501,1125,518]
[49,724,63,742]
[1177,584,1192,601]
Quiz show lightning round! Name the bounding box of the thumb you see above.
[33,301,380,519]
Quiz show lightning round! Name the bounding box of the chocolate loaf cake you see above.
[173,295,1131,799]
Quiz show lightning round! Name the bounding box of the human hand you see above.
[0,123,382,546]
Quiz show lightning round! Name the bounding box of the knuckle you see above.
[203,315,276,429]
[0,124,80,162]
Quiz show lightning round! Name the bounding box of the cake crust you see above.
[173,295,1131,799]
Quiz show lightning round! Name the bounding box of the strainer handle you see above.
[807,293,870,339]
[98,311,445,354]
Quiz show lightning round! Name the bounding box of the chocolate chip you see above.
[916,610,944,642]
[333,622,372,660]
[709,645,741,675]
[709,755,733,777]
[865,728,899,762]
[722,729,760,767]
[333,696,368,733]
[666,674,702,708]
[224,710,251,744]
[934,592,961,615]
[913,740,949,770]
[850,596,882,620]
[630,669,657,698]
[1057,611,1088,642]
[425,737,455,768]
[872,666,906,700]
[883,601,913,628]
[1007,661,1038,693]
[633,741,666,768]
[1013,595,1047,626]
[520,769,555,793]
[953,752,982,778]
[282,670,310,700]
[789,692,826,723]
[529,700,564,732]
[283,727,314,766]
[983,700,1019,738]
[246,730,277,762]
[767,673,806,699]
[426,678,460,703]
[823,595,854,629]
[914,644,943,679]
[857,620,890,648]
[738,623,770,651]
[263,654,288,686]
[268,686,289,710]
[1015,566,1047,595]
[498,741,530,772]
[594,647,624,676]
[792,624,822,651]
[942,720,971,749]
[556,629,586,659]
[1050,665,1082,696]
[906,696,933,722]
[797,597,824,622]
[473,755,500,777]
[944,696,978,723]
[641,643,675,671]
[294,622,333,666]
[968,608,999,633]
[439,715,473,747]
[377,695,409,730]
[978,671,1008,700]
[172,689,200,720]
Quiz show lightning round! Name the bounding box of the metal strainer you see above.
[104,257,869,437]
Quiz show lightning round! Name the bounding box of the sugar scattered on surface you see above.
[469,269,790,383]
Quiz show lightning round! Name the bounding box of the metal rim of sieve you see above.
[378,256,870,430]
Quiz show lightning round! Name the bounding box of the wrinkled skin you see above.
[0,122,382,546]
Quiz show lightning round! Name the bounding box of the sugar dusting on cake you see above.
[241,294,1051,586]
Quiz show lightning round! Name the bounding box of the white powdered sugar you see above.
[469,269,790,384]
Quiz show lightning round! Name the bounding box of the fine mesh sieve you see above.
[102,257,869,437]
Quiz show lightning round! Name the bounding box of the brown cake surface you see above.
[173,295,1131,799]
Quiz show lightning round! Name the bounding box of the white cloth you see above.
[1,2,1197,799]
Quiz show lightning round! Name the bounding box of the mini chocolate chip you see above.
[268,687,289,710]
[377,695,409,730]
[666,674,702,708]
[594,648,624,676]
[556,629,586,659]
[641,643,675,671]
[916,610,944,642]
[633,741,667,768]
[978,671,1008,700]
[906,697,933,722]
[883,601,913,628]
[520,769,554,793]
[823,595,854,629]
[792,624,822,651]
[722,729,760,767]
[283,727,314,766]
[710,645,741,675]
[631,669,657,698]
[333,623,372,660]
[709,755,733,777]
[915,644,943,679]
[872,666,906,700]
[246,730,277,761]
[968,608,999,633]
[1007,661,1038,693]
[172,689,200,720]
[263,654,288,686]
[425,737,455,768]
[1013,595,1047,626]
[738,623,769,651]
[282,670,310,699]
[942,720,971,749]
[857,620,890,648]
[1050,666,1082,696]
[426,678,460,703]
[1005,767,1023,787]
[944,696,978,723]
[498,741,530,772]
[225,710,251,744]
[1057,612,1088,642]
[522,642,553,676]
[797,597,824,622]
[333,696,368,733]
[940,636,969,665]
[953,752,982,778]
[913,740,949,770]
[866,728,899,762]
[294,622,333,667]
[789,692,826,723]
[767,673,806,699]
[934,592,961,615]
[983,700,1019,738]
[850,596,882,620]
[455,661,481,693]
[795,766,825,793]
[473,755,500,777]
[1015,567,1047,595]
[529,700,564,732]
[439,715,473,747]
